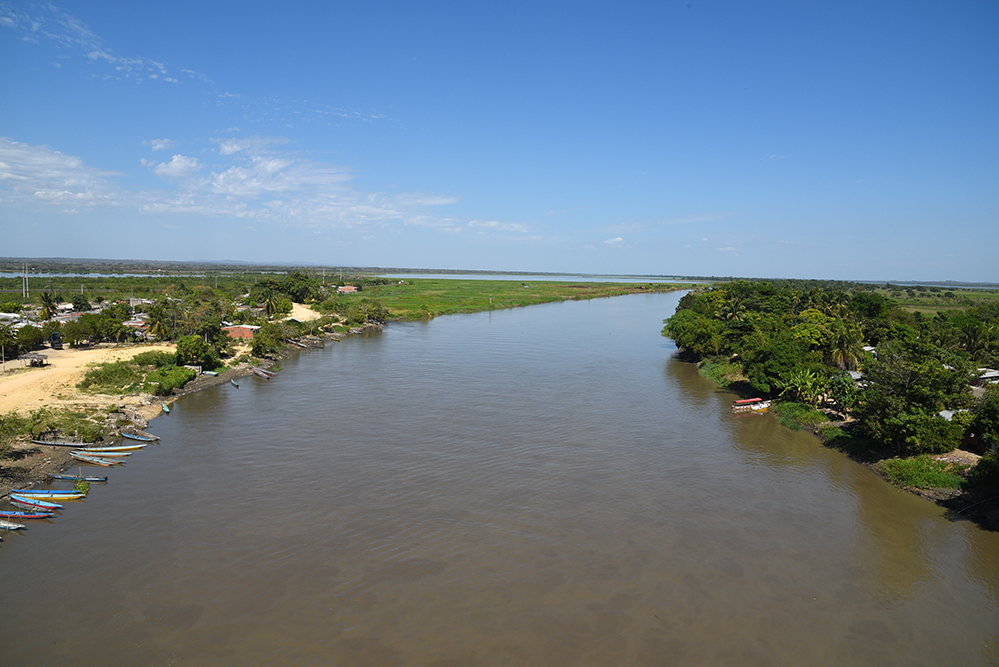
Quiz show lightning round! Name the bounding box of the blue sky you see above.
[2,1,997,281]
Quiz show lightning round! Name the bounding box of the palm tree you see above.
[38,291,57,321]
[828,320,864,371]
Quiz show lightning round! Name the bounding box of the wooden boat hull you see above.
[0,519,26,530]
[10,495,63,510]
[47,474,107,483]
[11,490,86,500]
[80,444,143,453]
[31,440,95,447]
[121,431,158,442]
[69,453,124,467]
[72,449,130,458]
[0,510,54,520]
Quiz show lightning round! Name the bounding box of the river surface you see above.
[1,292,998,666]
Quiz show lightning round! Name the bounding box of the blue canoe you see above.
[161,402,170,413]
[47,474,107,483]
[0,510,55,520]
[10,494,63,510]
[11,489,86,500]
[121,431,158,442]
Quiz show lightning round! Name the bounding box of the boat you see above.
[47,474,107,483]
[203,370,219,376]
[121,430,159,442]
[0,510,54,520]
[288,339,307,349]
[0,519,26,530]
[253,368,272,379]
[69,452,124,467]
[71,449,130,458]
[80,444,145,452]
[9,495,63,510]
[11,489,86,500]
[161,402,170,413]
[231,379,239,388]
[251,366,277,377]
[732,397,772,413]
[31,440,95,447]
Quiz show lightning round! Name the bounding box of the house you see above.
[224,324,260,339]
[337,285,358,294]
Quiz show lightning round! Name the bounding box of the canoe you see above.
[47,474,107,483]
[203,370,219,376]
[80,444,145,452]
[121,431,159,442]
[251,366,276,377]
[11,489,86,500]
[231,379,239,388]
[72,449,130,458]
[31,440,95,447]
[0,510,54,520]
[161,402,170,413]
[0,519,26,530]
[253,369,272,379]
[10,495,63,510]
[69,452,124,467]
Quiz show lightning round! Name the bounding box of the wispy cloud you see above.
[604,237,624,246]
[146,139,175,151]
[0,137,528,237]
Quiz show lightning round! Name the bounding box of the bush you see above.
[698,357,747,387]
[771,402,827,431]
[877,455,967,490]
[968,452,999,490]
[78,361,142,392]
[132,350,177,368]
[143,366,196,395]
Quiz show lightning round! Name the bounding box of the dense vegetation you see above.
[662,280,999,486]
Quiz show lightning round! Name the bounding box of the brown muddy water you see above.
[1,292,997,666]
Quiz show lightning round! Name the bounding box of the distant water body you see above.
[1,292,997,665]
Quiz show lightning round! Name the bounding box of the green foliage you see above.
[970,385,999,450]
[0,301,22,313]
[78,361,143,392]
[143,365,196,395]
[0,411,30,456]
[74,480,90,494]
[71,293,90,312]
[175,335,220,370]
[771,402,827,431]
[877,455,967,490]
[697,357,746,387]
[967,452,999,489]
[131,350,177,367]
[16,325,44,353]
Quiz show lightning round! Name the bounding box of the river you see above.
[1,292,997,665]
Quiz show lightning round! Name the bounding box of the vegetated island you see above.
[661,279,999,530]
[1,268,694,496]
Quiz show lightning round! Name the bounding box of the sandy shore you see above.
[0,343,177,420]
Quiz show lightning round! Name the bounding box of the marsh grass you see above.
[877,455,968,490]
[771,402,827,431]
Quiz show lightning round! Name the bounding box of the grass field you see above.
[362,278,696,320]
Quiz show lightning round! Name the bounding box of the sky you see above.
[1,1,997,281]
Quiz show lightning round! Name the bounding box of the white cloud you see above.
[467,220,529,233]
[151,155,202,179]
[0,137,124,208]
[147,139,175,151]
[604,237,624,245]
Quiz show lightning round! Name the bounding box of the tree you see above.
[38,291,57,321]
[970,385,999,451]
[175,335,220,370]
[71,293,90,313]
[827,320,865,371]
[16,325,44,354]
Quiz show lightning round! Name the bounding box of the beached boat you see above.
[47,474,107,483]
[0,510,54,520]
[121,431,159,442]
[10,495,63,510]
[69,452,124,467]
[11,489,86,500]
[0,519,26,530]
[231,379,239,388]
[161,402,171,413]
[732,397,772,413]
[253,368,272,379]
[72,449,130,458]
[80,444,145,452]
[31,440,95,447]
[251,366,276,378]
[203,370,219,376]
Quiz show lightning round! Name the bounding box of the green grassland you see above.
[362,279,696,320]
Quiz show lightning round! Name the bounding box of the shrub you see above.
[772,402,827,431]
[698,357,747,387]
[132,350,177,367]
[78,361,142,392]
[143,366,196,395]
[877,455,967,490]
[968,452,999,490]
